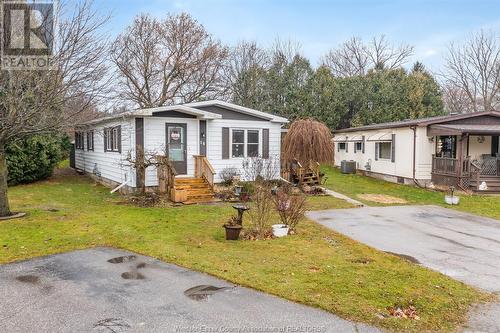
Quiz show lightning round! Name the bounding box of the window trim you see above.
[230,128,261,159]
[104,126,121,153]
[376,141,392,160]
[86,130,94,151]
[75,132,85,150]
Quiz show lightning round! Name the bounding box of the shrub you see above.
[219,167,240,186]
[273,185,307,232]
[247,183,274,237]
[6,134,69,185]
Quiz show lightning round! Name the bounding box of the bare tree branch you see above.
[322,35,414,77]
[443,30,500,112]
[111,13,228,108]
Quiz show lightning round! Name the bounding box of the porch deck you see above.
[432,155,500,192]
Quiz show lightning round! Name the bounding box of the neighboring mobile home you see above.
[73,100,287,199]
[333,111,500,192]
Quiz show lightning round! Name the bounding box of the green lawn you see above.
[322,165,500,220]
[1,172,489,332]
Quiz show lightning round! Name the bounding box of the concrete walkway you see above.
[307,205,500,332]
[0,247,381,333]
[321,187,365,207]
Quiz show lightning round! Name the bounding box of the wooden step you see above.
[173,176,217,203]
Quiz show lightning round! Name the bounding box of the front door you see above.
[166,123,187,175]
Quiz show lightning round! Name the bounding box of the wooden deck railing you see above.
[432,155,459,176]
[193,155,216,190]
[281,158,322,185]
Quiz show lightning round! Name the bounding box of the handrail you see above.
[194,155,216,190]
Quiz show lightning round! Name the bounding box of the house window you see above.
[231,129,260,158]
[232,129,245,158]
[338,142,346,151]
[104,126,121,152]
[436,136,456,158]
[376,142,392,160]
[247,130,259,157]
[86,131,94,151]
[75,132,85,150]
[355,142,362,152]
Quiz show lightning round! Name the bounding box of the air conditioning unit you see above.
[341,160,357,174]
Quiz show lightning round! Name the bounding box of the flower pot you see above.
[224,224,242,240]
[272,224,289,237]
[445,195,460,205]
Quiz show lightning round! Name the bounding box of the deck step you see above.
[174,177,217,203]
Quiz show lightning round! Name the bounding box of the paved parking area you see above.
[0,247,380,333]
[308,205,500,332]
[308,205,500,292]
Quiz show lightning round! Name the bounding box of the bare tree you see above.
[322,37,369,77]
[223,40,269,105]
[323,35,414,77]
[443,30,500,112]
[442,83,475,114]
[111,13,228,108]
[0,0,110,217]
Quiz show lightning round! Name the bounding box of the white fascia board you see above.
[136,105,222,119]
[185,100,289,123]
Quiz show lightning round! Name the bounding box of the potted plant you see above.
[223,217,242,240]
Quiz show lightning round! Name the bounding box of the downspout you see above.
[411,126,424,188]
[111,178,129,194]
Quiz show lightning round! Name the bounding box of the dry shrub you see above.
[282,119,334,166]
[247,183,274,237]
[273,185,307,232]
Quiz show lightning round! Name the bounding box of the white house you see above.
[333,111,500,192]
[73,100,288,199]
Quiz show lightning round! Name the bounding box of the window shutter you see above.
[362,136,365,153]
[262,129,269,159]
[345,142,348,153]
[391,134,396,163]
[337,143,340,152]
[375,143,379,160]
[354,142,357,153]
[222,127,229,159]
[104,128,108,152]
[117,126,122,153]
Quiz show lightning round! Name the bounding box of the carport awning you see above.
[333,136,348,142]
[333,135,363,142]
[347,135,362,142]
[366,132,392,141]
[428,124,500,136]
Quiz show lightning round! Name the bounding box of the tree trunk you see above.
[0,143,11,217]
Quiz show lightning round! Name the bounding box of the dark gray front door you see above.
[166,123,187,175]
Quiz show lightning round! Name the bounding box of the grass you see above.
[306,194,355,211]
[322,165,500,220]
[1,172,489,332]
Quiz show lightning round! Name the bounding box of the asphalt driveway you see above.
[308,205,500,292]
[0,247,380,333]
[308,205,500,332]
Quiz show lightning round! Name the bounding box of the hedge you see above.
[6,135,70,185]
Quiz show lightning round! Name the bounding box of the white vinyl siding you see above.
[75,118,135,187]
[143,117,199,186]
[207,119,282,182]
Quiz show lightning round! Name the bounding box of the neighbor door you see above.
[166,123,187,175]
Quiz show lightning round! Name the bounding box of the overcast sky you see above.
[83,0,500,73]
